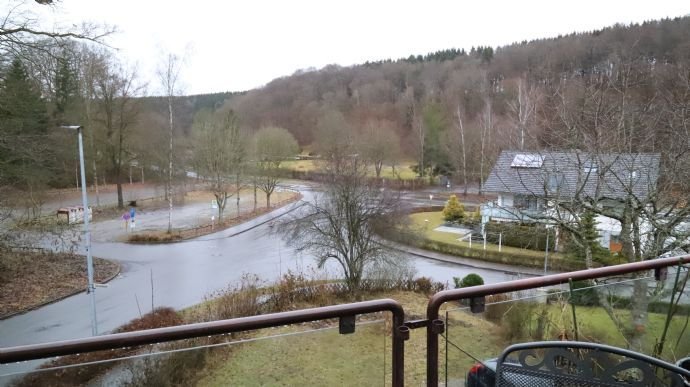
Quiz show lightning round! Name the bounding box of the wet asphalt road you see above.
[0,185,536,378]
[0,198,528,347]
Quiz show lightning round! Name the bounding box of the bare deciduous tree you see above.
[157,52,183,233]
[478,97,493,195]
[94,59,143,209]
[193,109,246,221]
[357,119,401,179]
[507,77,537,150]
[281,156,403,292]
[496,60,690,353]
[252,126,298,208]
[0,0,113,62]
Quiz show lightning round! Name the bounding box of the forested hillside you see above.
[2,11,689,204]
[224,16,690,184]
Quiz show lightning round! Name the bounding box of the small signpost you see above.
[122,212,131,231]
[211,200,218,230]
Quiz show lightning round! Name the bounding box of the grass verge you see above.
[399,211,588,272]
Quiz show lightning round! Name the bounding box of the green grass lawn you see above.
[409,211,566,260]
[281,159,419,180]
[194,291,443,386]
[442,300,690,379]
[192,290,688,386]
[196,322,391,386]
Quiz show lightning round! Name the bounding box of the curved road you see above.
[0,185,539,378]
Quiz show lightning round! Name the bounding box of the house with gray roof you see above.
[481,150,661,251]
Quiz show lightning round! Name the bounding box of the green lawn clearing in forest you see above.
[281,159,419,180]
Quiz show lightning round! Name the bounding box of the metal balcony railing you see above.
[426,254,690,386]
[1,255,689,386]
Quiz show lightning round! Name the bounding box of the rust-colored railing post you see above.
[425,254,690,387]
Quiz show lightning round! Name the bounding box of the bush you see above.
[202,274,264,321]
[464,207,482,227]
[15,308,184,387]
[443,195,465,222]
[414,276,434,293]
[484,222,556,251]
[453,273,485,288]
[500,302,540,342]
[568,280,600,306]
[113,307,183,333]
[483,294,512,323]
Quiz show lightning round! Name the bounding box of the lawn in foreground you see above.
[192,291,501,386]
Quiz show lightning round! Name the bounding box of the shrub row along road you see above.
[0,184,538,378]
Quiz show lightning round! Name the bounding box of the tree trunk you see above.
[266,192,271,208]
[216,194,225,221]
[457,106,468,196]
[116,155,124,208]
[629,278,650,351]
[584,244,593,269]
[167,93,173,233]
[235,173,241,217]
[253,181,257,211]
[116,177,123,208]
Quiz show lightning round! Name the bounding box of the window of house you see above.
[514,194,539,210]
[547,172,565,193]
[511,154,544,168]
[584,161,598,174]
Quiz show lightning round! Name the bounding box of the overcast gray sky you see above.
[40,0,690,95]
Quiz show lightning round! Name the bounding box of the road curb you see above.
[124,194,303,244]
[0,260,122,321]
[382,240,557,277]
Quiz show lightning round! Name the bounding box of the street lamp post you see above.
[62,125,98,336]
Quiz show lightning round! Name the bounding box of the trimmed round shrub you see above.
[453,273,485,288]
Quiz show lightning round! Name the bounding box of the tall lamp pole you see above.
[62,125,98,336]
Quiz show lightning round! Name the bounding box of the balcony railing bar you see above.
[0,299,407,386]
[426,254,690,386]
[445,271,689,313]
[1,320,385,379]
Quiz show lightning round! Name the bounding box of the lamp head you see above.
[60,125,83,131]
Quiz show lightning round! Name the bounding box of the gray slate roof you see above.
[483,150,660,201]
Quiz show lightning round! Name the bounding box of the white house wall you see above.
[499,194,513,208]
[595,215,620,249]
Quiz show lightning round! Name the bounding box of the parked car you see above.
[465,359,497,387]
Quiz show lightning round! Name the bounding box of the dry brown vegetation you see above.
[13,307,184,387]
[10,272,447,387]
[0,250,119,317]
